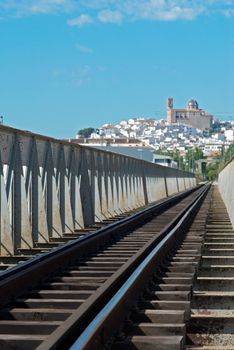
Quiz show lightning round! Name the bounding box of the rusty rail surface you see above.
[0,185,206,350]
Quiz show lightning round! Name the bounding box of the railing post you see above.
[69,147,85,230]
[0,125,196,256]
[0,152,13,255]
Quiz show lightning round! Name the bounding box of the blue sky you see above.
[0,0,234,138]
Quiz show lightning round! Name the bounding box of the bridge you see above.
[0,124,195,256]
[0,125,233,349]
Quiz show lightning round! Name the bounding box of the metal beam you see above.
[0,125,196,256]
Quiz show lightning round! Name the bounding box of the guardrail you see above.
[218,157,234,228]
[0,125,196,255]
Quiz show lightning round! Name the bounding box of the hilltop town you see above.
[71,99,234,172]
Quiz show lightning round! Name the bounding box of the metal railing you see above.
[0,125,196,255]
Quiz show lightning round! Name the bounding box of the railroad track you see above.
[0,208,145,273]
[0,188,199,273]
[186,185,234,349]
[69,183,211,350]
[0,184,207,350]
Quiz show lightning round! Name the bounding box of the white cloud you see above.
[223,8,234,16]
[121,1,204,21]
[147,6,203,21]
[76,43,94,53]
[0,0,75,16]
[72,65,91,86]
[52,65,91,87]
[98,9,123,23]
[1,0,234,22]
[68,14,93,27]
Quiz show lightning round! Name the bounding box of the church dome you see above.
[188,99,199,110]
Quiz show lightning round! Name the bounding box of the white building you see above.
[225,129,234,142]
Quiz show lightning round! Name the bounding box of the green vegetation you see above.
[185,147,204,172]
[216,142,234,175]
[78,127,95,138]
[154,146,226,181]
[198,143,234,180]
[223,143,234,164]
[155,147,204,172]
[206,162,220,181]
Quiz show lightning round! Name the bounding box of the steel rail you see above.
[1,184,203,280]
[0,185,202,307]
[69,184,210,350]
[33,184,209,350]
[0,185,207,350]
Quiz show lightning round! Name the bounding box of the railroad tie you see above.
[186,185,234,349]
[111,189,211,350]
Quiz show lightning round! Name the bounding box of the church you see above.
[167,97,213,130]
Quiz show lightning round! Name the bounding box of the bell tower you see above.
[167,97,175,123]
[167,97,173,109]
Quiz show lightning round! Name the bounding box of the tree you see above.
[169,150,185,170]
[206,162,220,181]
[78,128,95,138]
[185,147,204,172]
[224,143,234,164]
[193,147,204,160]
